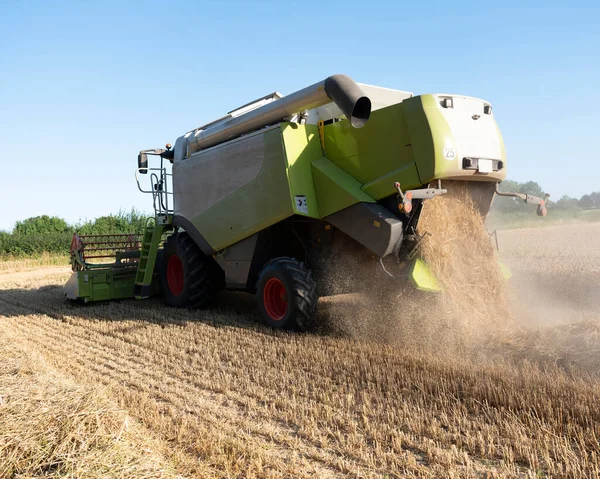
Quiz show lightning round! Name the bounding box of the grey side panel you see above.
[325,203,403,257]
[214,234,258,289]
[173,131,265,219]
[171,215,215,255]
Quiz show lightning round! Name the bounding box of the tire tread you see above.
[256,256,318,331]
[161,232,222,309]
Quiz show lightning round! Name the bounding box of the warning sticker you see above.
[295,195,308,214]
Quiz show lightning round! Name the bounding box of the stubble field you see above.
[1,223,599,478]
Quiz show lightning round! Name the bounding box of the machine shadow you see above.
[0,285,349,338]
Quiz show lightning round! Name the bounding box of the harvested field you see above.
[0,333,180,478]
[1,224,599,478]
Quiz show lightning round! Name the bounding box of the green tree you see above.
[580,194,594,209]
[520,181,546,199]
[77,209,148,236]
[493,180,548,214]
[553,195,579,210]
[3,216,73,255]
[1,209,151,257]
[14,216,70,236]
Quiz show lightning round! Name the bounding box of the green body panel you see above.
[311,157,375,218]
[190,128,294,252]
[499,261,512,280]
[177,91,506,253]
[410,258,440,292]
[66,216,167,302]
[71,265,160,302]
[134,222,167,299]
[281,123,322,218]
[410,258,511,292]
[402,95,454,183]
[320,94,506,199]
[322,103,420,197]
[75,268,139,301]
[403,94,506,184]
[361,162,421,199]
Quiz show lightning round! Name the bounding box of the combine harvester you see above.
[65,75,548,329]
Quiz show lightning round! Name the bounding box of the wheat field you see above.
[1,223,599,478]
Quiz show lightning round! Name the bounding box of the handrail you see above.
[135,167,173,216]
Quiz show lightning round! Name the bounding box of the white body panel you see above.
[435,94,503,163]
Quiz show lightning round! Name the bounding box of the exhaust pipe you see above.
[184,74,371,157]
[323,75,371,128]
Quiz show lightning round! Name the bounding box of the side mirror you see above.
[138,152,148,174]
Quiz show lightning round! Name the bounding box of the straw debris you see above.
[0,335,179,478]
[417,183,510,339]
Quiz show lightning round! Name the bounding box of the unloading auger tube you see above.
[182,74,371,158]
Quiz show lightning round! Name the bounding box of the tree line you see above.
[0,209,148,256]
[2,181,598,256]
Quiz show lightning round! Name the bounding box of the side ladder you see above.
[133,221,166,299]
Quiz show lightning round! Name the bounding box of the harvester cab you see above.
[65,74,548,329]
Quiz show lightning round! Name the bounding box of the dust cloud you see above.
[320,189,600,375]
[498,223,600,373]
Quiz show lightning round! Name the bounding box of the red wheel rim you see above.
[167,255,184,296]
[263,277,288,320]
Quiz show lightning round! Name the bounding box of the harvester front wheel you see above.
[161,232,222,308]
[256,257,318,331]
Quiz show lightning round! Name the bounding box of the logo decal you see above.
[295,195,308,214]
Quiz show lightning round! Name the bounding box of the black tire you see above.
[256,257,318,331]
[155,248,164,293]
[160,232,223,308]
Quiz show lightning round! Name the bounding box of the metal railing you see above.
[70,233,142,271]
[135,167,173,216]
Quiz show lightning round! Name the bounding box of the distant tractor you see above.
[65,74,548,329]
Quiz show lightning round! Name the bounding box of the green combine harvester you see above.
[65,74,548,329]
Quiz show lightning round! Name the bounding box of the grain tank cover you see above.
[173,74,371,162]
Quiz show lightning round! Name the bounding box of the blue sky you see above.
[1,0,599,231]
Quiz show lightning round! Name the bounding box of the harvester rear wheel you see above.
[256,257,318,331]
[161,232,222,308]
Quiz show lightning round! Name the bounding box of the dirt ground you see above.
[1,223,599,478]
[498,223,600,326]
